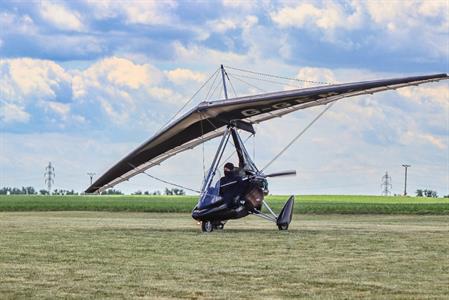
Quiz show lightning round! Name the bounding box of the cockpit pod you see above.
[192,123,294,232]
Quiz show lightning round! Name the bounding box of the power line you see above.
[381,171,392,196]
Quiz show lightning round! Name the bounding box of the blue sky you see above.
[0,0,448,195]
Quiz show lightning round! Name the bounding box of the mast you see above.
[220,64,228,100]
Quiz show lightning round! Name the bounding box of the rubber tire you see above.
[214,223,224,230]
[201,221,213,232]
[278,224,288,231]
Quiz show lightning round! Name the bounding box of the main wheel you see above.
[278,224,288,231]
[201,221,213,232]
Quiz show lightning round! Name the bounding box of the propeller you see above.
[263,170,297,178]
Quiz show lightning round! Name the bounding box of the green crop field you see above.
[0,212,448,299]
[0,195,448,214]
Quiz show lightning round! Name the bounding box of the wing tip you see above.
[84,185,100,194]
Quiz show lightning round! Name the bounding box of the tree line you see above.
[2,186,447,198]
[0,187,185,196]
[415,189,442,198]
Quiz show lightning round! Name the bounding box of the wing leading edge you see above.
[85,73,448,193]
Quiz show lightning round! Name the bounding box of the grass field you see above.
[0,212,448,299]
[1,195,448,214]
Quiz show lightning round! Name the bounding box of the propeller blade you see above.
[264,170,297,178]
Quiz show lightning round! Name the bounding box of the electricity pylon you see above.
[381,171,392,196]
[44,162,55,195]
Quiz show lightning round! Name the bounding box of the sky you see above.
[0,0,448,196]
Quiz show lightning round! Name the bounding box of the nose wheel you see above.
[201,221,213,232]
[201,221,225,232]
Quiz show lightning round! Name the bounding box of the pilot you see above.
[219,162,243,208]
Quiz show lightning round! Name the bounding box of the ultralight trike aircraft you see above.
[86,65,447,232]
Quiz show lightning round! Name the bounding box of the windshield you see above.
[197,181,222,209]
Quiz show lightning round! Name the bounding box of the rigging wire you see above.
[219,85,223,99]
[228,73,267,92]
[228,72,304,89]
[205,70,220,100]
[224,65,333,86]
[225,72,238,97]
[261,101,337,172]
[219,133,254,169]
[128,163,200,193]
[157,67,220,132]
[209,73,224,100]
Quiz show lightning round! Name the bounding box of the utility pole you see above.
[402,164,411,196]
[87,172,96,186]
[44,162,55,195]
[381,171,392,196]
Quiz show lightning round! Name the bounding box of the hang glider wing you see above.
[85,73,448,193]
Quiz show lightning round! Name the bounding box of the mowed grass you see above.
[0,212,448,299]
[1,195,448,214]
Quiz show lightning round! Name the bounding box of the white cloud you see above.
[398,84,449,108]
[418,0,449,31]
[0,12,37,35]
[173,42,248,67]
[0,56,198,127]
[401,130,447,150]
[270,0,448,56]
[271,1,362,31]
[72,57,159,99]
[294,67,337,87]
[147,86,184,104]
[72,57,164,124]
[87,0,177,25]
[364,0,448,32]
[208,18,239,33]
[202,14,258,53]
[287,67,449,154]
[0,103,30,123]
[40,1,85,31]
[165,68,206,84]
[72,57,160,99]
[0,58,76,124]
[420,134,447,150]
[45,101,70,117]
[0,58,72,106]
[222,0,255,11]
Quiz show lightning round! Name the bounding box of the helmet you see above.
[224,162,234,171]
